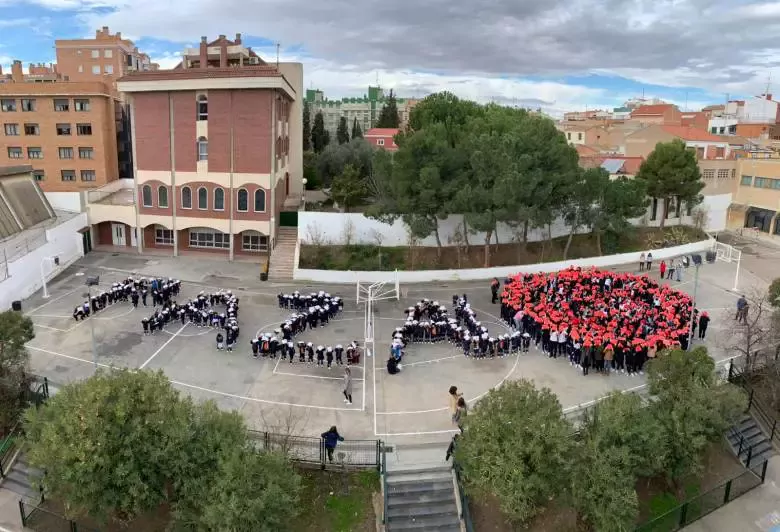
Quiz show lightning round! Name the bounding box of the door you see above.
[130,227,137,247]
[111,223,127,246]
[82,230,92,254]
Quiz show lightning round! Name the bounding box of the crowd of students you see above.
[141,289,240,345]
[72,277,183,321]
[499,267,696,376]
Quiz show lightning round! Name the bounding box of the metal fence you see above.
[453,463,475,532]
[19,500,100,532]
[635,460,768,532]
[247,430,381,469]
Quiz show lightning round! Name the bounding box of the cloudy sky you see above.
[1,0,778,115]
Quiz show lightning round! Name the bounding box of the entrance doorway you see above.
[130,227,138,248]
[81,229,92,254]
[111,223,127,246]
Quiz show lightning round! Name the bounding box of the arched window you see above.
[142,184,152,207]
[181,186,192,209]
[254,189,266,212]
[197,136,208,161]
[158,186,168,208]
[237,189,248,212]
[214,187,224,211]
[197,187,208,209]
[197,95,208,121]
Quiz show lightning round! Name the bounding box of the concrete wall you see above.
[45,192,84,213]
[0,212,87,310]
[294,239,713,284]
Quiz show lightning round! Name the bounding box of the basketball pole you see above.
[732,251,741,292]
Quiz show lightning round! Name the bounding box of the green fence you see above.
[453,463,475,532]
[279,211,298,227]
[635,459,768,532]
[19,499,100,532]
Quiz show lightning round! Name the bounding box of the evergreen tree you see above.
[302,101,312,152]
[336,116,350,144]
[311,111,329,153]
[351,117,363,139]
[375,89,400,128]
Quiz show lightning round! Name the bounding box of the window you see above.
[181,186,192,209]
[27,147,42,159]
[567,132,571,140]
[650,198,658,221]
[21,99,35,112]
[731,169,736,179]
[58,147,74,159]
[104,65,113,74]
[754,177,772,189]
[32,170,44,181]
[189,229,230,249]
[91,50,99,58]
[61,170,76,181]
[78,65,83,73]
[142,185,153,207]
[197,95,208,120]
[158,186,168,207]
[3,124,19,136]
[77,124,92,135]
[56,123,71,135]
[715,147,725,158]
[155,226,173,246]
[702,169,715,179]
[741,175,753,186]
[104,49,113,58]
[254,189,266,212]
[197,137,208,161]
[716,169,730,179]
[74,99,90,111]
[24,123,39,135]
[377,138,385,146]
[78,147,94,159]
[242,232,268,252]
[237,189,248,211]
[7,147,22,159]
[80,170,96,182]
[1,99,16,112]
[197,187,208,209]
[53,99,69,111]
[214,187,224,210]
[578,132,583,141]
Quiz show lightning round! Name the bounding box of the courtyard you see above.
[18,250,760,444]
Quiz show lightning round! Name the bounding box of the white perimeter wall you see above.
[0,213,87,311]
[44,192,84,213]
[299,195,730,247]
[294,238,714,284]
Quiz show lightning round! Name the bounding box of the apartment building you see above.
[624,125,734,160]
[630,104,682,126]
[708,95,780,139]
[87,34,303,261]
[0,66,119,194]
[729,159,780,236]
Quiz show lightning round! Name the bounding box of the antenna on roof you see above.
[275,42,280,68]
[684,91,688,112]
[375,71,379,87]
[765,73,772,97]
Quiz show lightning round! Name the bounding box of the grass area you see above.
[299,225,708,271]
[289,468,379,532]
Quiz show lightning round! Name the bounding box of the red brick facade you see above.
[172,92,197,172]
[234,90,273,173]
[134,92,171,171]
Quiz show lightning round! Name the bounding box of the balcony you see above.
[86,180,136,227]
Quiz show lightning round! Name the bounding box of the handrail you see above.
[453,463,475,532]
[0,421,23,478]
[381,447,388,525]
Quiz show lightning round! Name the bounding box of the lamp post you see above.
[86,275,100,370]
[301,178,308,211]
[39,256,60,299]
[688,258,701,350]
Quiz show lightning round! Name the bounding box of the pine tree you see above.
[375,89,400,128]
[302,101,312,152]
[311,111,329,153]
[336,116,350,144]
[352,117,363,139]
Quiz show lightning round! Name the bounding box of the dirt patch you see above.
[300,226,707,271]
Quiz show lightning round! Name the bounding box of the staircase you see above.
[385,465,461,531]
[269,227,298,281]
[726,414,776,467]
[1,451,43,500]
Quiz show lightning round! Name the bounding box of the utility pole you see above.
[688,262,701,350]
[275,42,280,68]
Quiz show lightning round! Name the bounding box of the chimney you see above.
[218,34,226,40]
[235,33,242,44]
[11,60,23,82]
[199,36,208,69]
[219,42,228,68]
[767,93,773,101]
[116,32,122,39]
[0,65,3,76]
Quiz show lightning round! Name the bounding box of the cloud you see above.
[0,18,34,28]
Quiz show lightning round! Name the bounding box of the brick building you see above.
[364,128,399,151]
[87,35,303,262]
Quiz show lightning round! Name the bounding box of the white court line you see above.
[31,323,69,332]
[273,370,365,382]
[372,340,378,436]
[30,314,75,319]
[401,355,461,368]
[376,428,459,437]
[272,354,283,374]
[362,343,367,412]
[26,286,82,315]
[138,323,188,369]
[26,345,112,369]
[169,379,362,412]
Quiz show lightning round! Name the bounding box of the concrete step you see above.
[749,449,775,467]
[387,480,453,495]
[387,491,456,508]
[385,513,461,530]
[387,467,453,484]
[387,501,458,520]
[741,440,773,459]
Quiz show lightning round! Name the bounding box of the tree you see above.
[0,310,35,431]
[330,164,368,212]
[336,116,350,144]
[769,278,780,308]
[408,91,483,147]
[351,117,363,139]
[316,138,375,187]
[311,111,329,153]
[375,89,400,128]
[591,175,649,255]
[302,100,312,152]
[25,370,194,523]
[635,139,704,229]
[455,380,574,524]
[647,347,747,482]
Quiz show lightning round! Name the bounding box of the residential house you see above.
[708,95,780,139]
[624,125,733,160]
[727,158,780,237]
[681,112,708,130]
[364,128,399,151]
[630,104,682,126]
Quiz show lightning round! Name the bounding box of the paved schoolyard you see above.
[17,250,758,444]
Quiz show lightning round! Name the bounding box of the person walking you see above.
[453,397,468,433]
[646,252,653,271]
[659,260,667,280]
[321,426,344,465]
[675,258,684,282]
[342,367,353,405]
[449,386,463,423]
[698,312,710,339]
[490,278,500,304]
[639,252,646,271]
[736,295,747,322]
[667,260,675,280]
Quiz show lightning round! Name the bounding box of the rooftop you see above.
[631,104,678,116]
[365,128,400,136]
[0,79,114,96]
[118,65,283,83]
[661,125,725,142]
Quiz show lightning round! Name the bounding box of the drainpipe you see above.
[169,92,178,257]
[270,92,277,249]
[129,95,142,253]
[229,91,235,261]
